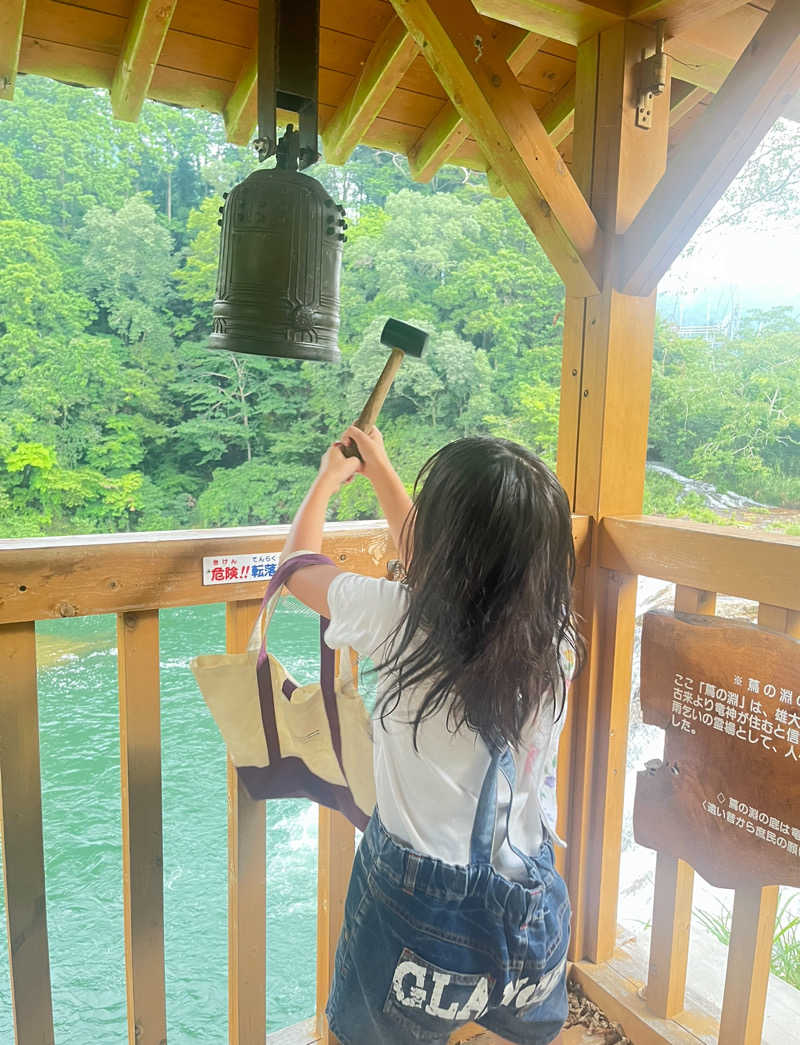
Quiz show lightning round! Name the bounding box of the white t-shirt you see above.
[324,572,569,882]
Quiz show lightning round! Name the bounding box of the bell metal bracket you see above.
[256,0,320,169]
[635,21,668,130]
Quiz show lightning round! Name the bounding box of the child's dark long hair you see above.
[378,437,582,749]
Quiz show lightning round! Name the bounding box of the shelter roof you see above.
[1,1,796,181]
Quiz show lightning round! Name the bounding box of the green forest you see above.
[1,77,797,538]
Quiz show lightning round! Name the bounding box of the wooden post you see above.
[226,599,267,1045]
[556,20,673,963]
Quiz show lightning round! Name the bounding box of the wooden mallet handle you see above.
[341,348,404,459]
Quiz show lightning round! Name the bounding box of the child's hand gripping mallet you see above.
[341,318,429,460]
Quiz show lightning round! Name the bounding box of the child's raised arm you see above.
[342,426,413,562]
[281,442,359,616]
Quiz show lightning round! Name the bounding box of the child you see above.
[282,425,580,1045]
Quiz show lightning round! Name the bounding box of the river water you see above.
[0,599,334,1043]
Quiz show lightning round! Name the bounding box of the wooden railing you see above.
[0,517,589,1045]
[2,514,797,1045]
[568,515,800,1045]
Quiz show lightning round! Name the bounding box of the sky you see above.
[657,118,799,315]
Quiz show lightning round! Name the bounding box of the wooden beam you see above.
[110,0,178,123]
[322,16,419,165]
[409,30,546,181]
[390,0,603,295]
[621,0,800,297]
[486,76,575,197]
[629,0,753,37]
[224,49,258,147]
[475,0,625,46]
[486,167,508,196]
[0,0,26,101]
[477,0,765,96]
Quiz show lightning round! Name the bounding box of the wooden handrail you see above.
[0,517,591,626]
[599,515,800,610]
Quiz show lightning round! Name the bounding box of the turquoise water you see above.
[0,599,344,1042]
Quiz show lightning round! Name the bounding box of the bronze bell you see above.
[210,147,344,362]
[210,0,342,362]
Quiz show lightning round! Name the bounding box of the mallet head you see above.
[380,318,429,359]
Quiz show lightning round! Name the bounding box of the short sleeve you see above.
[324,572,409,660]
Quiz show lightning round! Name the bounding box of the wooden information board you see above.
[634,610,800,889]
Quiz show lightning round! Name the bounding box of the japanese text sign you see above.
[202,553,280,586]
[634,610,800,889]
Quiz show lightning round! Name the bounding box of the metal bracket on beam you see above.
[635,21,667,130]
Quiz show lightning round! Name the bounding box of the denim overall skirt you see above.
[326,743,571,1044]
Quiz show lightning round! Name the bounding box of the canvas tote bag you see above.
[190,551,375,830]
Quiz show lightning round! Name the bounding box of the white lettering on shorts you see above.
[387,949,565,1023]
[392,958,427,1009]
[507,956,567,1010]
[387,949,494,1022]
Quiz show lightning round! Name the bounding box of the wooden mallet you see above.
[341,318,429,459]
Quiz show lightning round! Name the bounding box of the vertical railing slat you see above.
[226,599,266,1045]
[117,609,167,1045]
[581,569,638,960]
[718,603,799,1044]
[315,807,354,1045]
[645,585,715,1017]
[0,621,55,1044]
[316,647,356,1045]
[719,883,780,1044]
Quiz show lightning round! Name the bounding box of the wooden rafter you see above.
[621,0,800,298]
[0,0,26,101]
[224,50,258,147]
[538,73,575,145]
[110,0,178,123]
[322,16,419,165]
[409,30,546,182]
[668,81,709,126]
[390,0,603,296]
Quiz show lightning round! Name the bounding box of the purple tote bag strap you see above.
[254,552,348,779]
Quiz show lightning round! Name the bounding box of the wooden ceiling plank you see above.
[110,0,178,122]
[322,15,420,165]
[621,0,800,298]
[0,0,27,101]
[409,31,546,181]
[391,0,603,296]
[223,49,257,146]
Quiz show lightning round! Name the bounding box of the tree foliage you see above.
[0,76,796,537]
